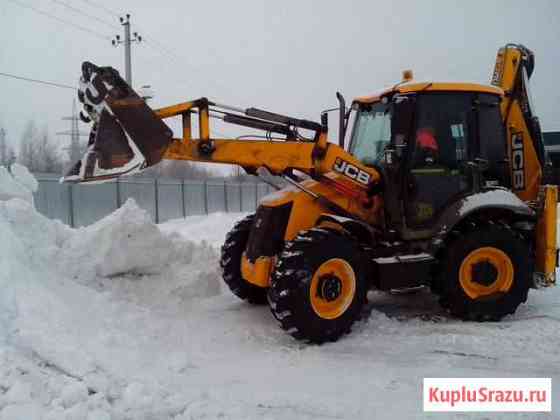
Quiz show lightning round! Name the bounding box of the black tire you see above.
[438,224,530,321]
[220,214,267,304]
[268,228,368,343]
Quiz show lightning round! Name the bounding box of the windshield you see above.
[349,102,391,165]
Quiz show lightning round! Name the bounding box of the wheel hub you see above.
[459,246,514,300]
[317,275,342,302]
[471,260,498,286]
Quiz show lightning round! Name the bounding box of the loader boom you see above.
[64,62,380,205]
[154,100,380,185]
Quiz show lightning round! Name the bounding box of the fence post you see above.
[203,180,208,214]
[154,178,159,223]
[181,179,186,218]
[223,180,228,213]
[239,183,243,212]
[68,183,75,228]
[115,177,121,208]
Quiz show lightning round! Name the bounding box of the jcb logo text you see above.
[333,158,371,185]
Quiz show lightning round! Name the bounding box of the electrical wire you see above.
[0,72,77,90]
[75,0,120,18]
[49,0,120,30]
[142,39,181,64]
[6,0,111,41]
[132,23,236,96]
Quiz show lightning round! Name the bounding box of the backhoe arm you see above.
[491,44,545,201]
[492,45,557,283]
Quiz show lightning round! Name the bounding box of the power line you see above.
[143,38,182,64]
[0,72,77,90]
[137,33,235,97]
[6,0,111,41]
[76,0,119,18]
[49,0,120,30]
[143,39,181,66]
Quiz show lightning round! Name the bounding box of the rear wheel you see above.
[268,228,368,343]
[439,225,530,320]
[220,214,267,304]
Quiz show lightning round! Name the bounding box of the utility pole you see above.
[57,100,89,165]
[112,14,142,85]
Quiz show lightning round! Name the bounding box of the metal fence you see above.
[33,174,275,227]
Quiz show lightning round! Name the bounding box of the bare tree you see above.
[0,128,15,167]
[18,120,63,173]
[18,120,39,170]
[36,127,63,173]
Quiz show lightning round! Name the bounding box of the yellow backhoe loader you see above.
[64,44,557,343]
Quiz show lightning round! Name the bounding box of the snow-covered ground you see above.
[0,168,558,419]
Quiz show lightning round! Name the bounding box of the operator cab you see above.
[349,82,508,232]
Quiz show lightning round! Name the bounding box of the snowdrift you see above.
[0,164,37,204]
[0,167,225,419]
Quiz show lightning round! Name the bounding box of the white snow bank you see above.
[0,164,37,204]
[160,212,248,248]
[62,199,185,278]
[0,195,238,419]
[10,164,38,194]
[0,199,72,268]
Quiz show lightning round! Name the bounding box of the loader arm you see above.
[155,103,379,183]
[63,62,381,202]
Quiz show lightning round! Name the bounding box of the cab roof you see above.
[353,82,504,105]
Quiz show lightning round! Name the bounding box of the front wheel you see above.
[268,228,368,343]
[220,214,267,304]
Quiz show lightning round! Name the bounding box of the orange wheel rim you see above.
[310,258,356,320]
[459,246,514,299]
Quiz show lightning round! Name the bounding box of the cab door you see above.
[404,93,473,227]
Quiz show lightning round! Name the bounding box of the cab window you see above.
[412,93,472,170]
[349,102,391,166]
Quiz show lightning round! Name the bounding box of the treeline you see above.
[0,120,66,173]
[18,121,65,173]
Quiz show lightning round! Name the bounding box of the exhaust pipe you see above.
[336,92,346,149]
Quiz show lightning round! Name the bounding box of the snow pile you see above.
[0,198,72,268]
[0,168,228,419]
[160,212,248,248]
[0,164,37,204]
[62,199,185,278]
[56,199,223,303]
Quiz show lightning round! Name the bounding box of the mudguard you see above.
[315,213,377,244]
[428,188,535,251]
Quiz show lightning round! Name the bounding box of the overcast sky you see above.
[1,0,559,165]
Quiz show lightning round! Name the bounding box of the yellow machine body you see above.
[66,44,557,292]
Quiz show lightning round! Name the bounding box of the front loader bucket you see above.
[62,62,173,183]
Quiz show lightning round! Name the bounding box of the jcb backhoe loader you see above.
[64,44,557,343]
